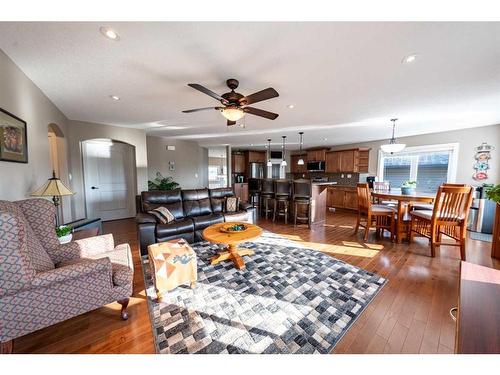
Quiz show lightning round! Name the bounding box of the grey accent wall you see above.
[146,136,208,190]
[329,124,500,186]
[0,49,72,219]
[66,120,148,220]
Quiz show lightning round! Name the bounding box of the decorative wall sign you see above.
[0,108,28,163]
[473,142,494,181]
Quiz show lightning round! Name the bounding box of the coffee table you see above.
[202,222,263,269]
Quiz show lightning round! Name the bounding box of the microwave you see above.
[307,161,325,172]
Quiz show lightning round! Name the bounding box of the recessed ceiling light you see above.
[109,95,120,101]
[100,27,120,41]
[287,104,295,109]
[323,138,328,141]
[402,54,418,64]
[250,143,254,146]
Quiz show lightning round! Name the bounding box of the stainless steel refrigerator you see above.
[249,162,264,179]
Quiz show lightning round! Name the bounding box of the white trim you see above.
[377,142,459,184]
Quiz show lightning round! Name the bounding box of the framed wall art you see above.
[0,107,28,163]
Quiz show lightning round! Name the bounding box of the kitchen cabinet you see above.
[325,148,370,173]
[231,153,246,174]
[233,183,248,203]
[327,186,358,211]
[306,148,328,162]
[290,154,307,173]
[247,151,266,163]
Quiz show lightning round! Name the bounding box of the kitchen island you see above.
[310,182,338,223]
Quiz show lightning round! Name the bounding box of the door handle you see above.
[91,186,99,190]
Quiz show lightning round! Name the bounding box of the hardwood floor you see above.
[12,210,499,354]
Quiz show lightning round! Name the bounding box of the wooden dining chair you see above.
[373,181,397,206]
[355,183,396,241]
[409,183,467,211]
[409,184,474,260]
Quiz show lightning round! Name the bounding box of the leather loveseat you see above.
[136,187,256,255]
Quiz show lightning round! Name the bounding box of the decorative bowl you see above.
[219,223,249,233]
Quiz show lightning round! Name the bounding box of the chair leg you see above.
[460,224,467,261]
[354,213,360,234]
[430,224,437,257]
[364,214,371,241]
[273,200,277,222]
[294,202,298,227]
[0,340,13,354]
[308,202,311,229]
[284,202,288,225]
[118,298,130,320]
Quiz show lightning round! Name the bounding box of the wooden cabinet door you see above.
[330,188,345,208]
[340,150,356,172]
[248,151,266,163]
[325,151,340,173]
[232,154,245,173]
[343,189,358,210]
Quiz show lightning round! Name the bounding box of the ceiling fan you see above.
[182,78,279,126]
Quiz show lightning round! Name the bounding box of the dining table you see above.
[371,190,436,243]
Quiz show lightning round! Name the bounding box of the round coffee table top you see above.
[202,222,263,246]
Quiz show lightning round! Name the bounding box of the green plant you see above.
[55,225,72,238]
[148,172,180,191]
[401,180,417,188]
[485,184,500,203]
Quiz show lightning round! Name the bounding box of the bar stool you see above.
[248,178,261,208]
[260,179,275,220]
[273,179,292,224]
[292,179,312,228]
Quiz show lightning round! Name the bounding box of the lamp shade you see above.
[297,158,304,165]
[380,143,406,154]
[31,171,74,197]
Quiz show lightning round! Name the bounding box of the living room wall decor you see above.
[472,142,494,181]
[0,107,28,163]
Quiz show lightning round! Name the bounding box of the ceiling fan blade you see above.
[243,107,279,120]
[182,107,219,113]
[227,120,236,126]
[239,87,279,105]
[187,84,229,105]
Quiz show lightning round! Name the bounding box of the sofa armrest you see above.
[73,234,116,257]
[136,212,157,224]
[31,257,112,288]
[239,202,253,211]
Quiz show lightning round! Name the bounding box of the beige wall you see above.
[66,120,148,220]
[147,136,208,190]
[0,49,73,220]
[329,124,500,186]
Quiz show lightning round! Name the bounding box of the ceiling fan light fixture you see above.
[220,107,245,122]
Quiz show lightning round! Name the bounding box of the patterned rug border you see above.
[140,231,387,354]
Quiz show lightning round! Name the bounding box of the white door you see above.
[83,140,136,221]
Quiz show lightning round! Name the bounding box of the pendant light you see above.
[297,132,305,165]
[266,139,272,167]
[381,118,406,154]
[281,136,288,167]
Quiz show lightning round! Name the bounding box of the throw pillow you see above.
[225,197,239,213]
[148,206,175,224]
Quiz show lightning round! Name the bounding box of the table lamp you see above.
[31,171,75,226]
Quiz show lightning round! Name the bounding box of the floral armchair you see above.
[0,199,133,354]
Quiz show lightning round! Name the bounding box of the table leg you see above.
[210,243,255,269]
[396,201,404,244]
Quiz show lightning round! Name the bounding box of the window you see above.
[377,143,459,192]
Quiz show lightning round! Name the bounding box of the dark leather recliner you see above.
[136,187,256,255]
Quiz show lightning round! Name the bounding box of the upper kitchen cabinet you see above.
[231,153,246,174]
[247,151,266,163]
[306,148,328,162]
[290,154,307,173]
[325,148,370,173]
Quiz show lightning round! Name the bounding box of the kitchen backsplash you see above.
[286,172,361,187]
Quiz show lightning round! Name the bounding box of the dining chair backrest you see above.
[357,183,372,213]
[261,179,275,194]
[432,184,474,222]
[292,179,312,199]
[274,179,292,197]
[373,181,390,191]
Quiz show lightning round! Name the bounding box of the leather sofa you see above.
[136,187,256,255]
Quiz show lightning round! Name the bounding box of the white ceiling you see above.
[0,22,499,150]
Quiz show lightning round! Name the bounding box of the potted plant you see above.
[148,172,180,191]
[485,184,500,259]
[401,180,417,195]
[56,225,73,244]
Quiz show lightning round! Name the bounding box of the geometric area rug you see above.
[141,231,386,354]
